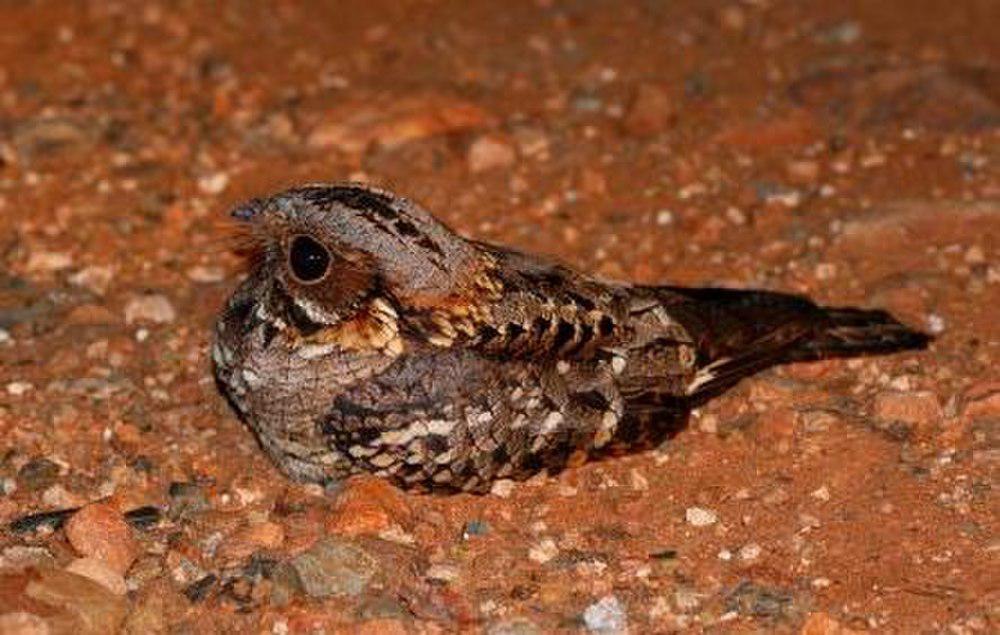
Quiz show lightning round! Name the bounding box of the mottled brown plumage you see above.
[213,183,930,492]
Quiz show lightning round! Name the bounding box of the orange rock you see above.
[325,476,413,538]
[307,93,493,155]
[65,557,127,596]
[873,390,942,432]
[64,502,138,576]
[217,521,285,563]
[467,134,517,173]
[622,83,674,137]
[800,611,865,635]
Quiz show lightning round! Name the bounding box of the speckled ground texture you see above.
[0,1,997,633]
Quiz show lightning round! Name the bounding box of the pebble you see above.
[800,611,864,635]
[811,485,831,501]
[123,294,176,325]
[490,479,516,498]
[68,265,113,295]
[20,566,128,634]
[186,265,226,283]
[217,521,285,563]
[467,134,517,172]
[66,556,128,595]
[425,563,460,583]
[25,251,73,273]
[583,595,628,634]
[685,507,718,527]
[622,83,674,137]
[16,458,60,491]
[528,538,559,564]
[738,543,762,562]
[197,171,229,194]
[873,390,943,432]
[6,381,33,397]
[291,538,378,598]
[307,93,491,154]
[64,502,139,575]
[326,476,413,537]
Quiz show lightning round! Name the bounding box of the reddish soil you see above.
[0,1,996,633]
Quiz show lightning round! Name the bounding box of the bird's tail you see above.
[656,286,931,401]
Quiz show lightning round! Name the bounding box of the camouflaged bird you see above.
[213,183,930,493]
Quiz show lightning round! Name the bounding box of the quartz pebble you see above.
[124,294,176,325]
[685,507,718,527]
[583,595,628,634]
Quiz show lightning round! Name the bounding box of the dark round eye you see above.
[288,235,330,283]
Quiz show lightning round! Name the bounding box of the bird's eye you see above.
[288,235,331,283]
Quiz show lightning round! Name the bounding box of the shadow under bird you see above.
[213,183,930,493]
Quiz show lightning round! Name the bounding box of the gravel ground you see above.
[0,1,997,633]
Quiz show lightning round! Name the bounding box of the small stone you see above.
[425,563,460,583]
[490,479,516,498]
[65,557,127,595]
[186,265,225,283]
[655,209,675,226]
[800,611,864,635]
[622,83,674,137]
[64,502,138,575]
[786,160,821,184]
[811,485,831,501]
[25,251,72,273]
[68,266,113,295]
[217,521,285,563]
[6,382,33,397]
[528,538,559,564]
[22,566,128,634]
[467,134,517,173]
[738,543,762,562]
[583,595,627,634]
[16,458,60,491]
[290,537,378,598]
[167,481,209,519]
[308,93,491,154]
[685,507,717,527]
[873,390,942,432]
[124,294,176,325]
[926,313,946,334]
[326,476,413,537]
[197,171,229,195]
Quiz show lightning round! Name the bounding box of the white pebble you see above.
[6,381,33,396]
[425,564,460,582]
[811,485,831,501]
[685,507,717,527]
[738,543,762,562]
[583,595,627,634]
[124,294,176,324]
[528,538,558,564]
[197,171,229,194]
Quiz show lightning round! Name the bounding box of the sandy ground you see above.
[0,1,997,633]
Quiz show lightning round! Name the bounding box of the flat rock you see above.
[290,537,379,598]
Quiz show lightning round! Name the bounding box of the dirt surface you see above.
[0,1,997,633]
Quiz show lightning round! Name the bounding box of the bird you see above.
[213,183,930,493]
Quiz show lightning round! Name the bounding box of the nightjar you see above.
[213,183,930,493]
